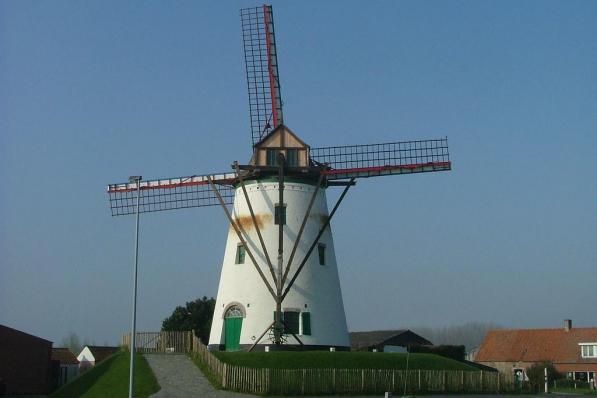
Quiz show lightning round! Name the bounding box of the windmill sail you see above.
[241,5,284,145]
[107,172,236,216]
[311,138,451,180]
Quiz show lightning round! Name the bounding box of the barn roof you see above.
[0,324,52,344]
[52,348,79,365]
[86,346,119,362]
[476,327,597,364]
[349,330,432,350]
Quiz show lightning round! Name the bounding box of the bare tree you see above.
[60,331,82,353]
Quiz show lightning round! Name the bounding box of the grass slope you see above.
[50,351,160,398]
[552,387,597,395]
[214,351,477,371]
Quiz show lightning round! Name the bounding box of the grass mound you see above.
[50,351,160,398]
[214,351,477,371]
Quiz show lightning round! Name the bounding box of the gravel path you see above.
[145,354,252,398]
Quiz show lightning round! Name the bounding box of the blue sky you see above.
[1,1,596,346]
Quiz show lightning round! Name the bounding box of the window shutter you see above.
[302,312,311,335]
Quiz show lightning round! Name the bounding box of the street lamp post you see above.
[128,175,142,398]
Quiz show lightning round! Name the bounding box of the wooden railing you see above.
[122,331,193,353]
[189,334,518,395]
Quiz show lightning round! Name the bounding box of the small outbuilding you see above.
[349,329,432,352]
[52,347,79,386]
[77,345,119,372]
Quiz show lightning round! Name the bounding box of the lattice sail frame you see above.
[312,138,451,180]
[107,173,235,216]
[241,5,284,145]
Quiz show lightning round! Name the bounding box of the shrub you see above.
[553,378,590,389]
[526,361,561,391]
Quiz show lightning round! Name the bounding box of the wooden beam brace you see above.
[281,173,324,287]
[207,176,277,301]
[234,162,278,287]
[247,321,275,352]
[281,178,355,301]
[326,180,357,187]
[282,321,305,347]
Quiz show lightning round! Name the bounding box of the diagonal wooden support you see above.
[281,178,355,301]
[282,320,305,347]
[273,152,285,345]
[234,162,278,287]
[247,321,275,352]
[207,176,277,301]
[281,173,324,287]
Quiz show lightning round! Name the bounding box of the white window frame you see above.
[579,343,597,358]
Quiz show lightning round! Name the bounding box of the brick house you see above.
[0,324,55,395]
[475,320,597,383]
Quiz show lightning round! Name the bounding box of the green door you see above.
[224,316,243,351]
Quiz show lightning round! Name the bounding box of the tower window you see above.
[286,149,298,167]
[266,149,278,166]
[283,311,300,335]
[235,244,246,264]
[275,204,286,225]
[318,243,326,265]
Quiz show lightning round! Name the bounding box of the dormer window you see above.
[266,149,278,166]
[287,148,298,167]
[580,343,597,358]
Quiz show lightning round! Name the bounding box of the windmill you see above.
[107,5,451,352]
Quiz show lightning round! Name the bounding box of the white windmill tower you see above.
[107,5,451,352]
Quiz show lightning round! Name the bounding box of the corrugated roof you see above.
[476,327,597,363]
[52,348,79,364]
[349,330,432,349]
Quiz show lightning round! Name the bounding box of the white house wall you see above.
[208,180,349,350]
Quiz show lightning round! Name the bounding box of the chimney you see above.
[564,319,572,331]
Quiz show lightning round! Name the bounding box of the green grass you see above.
[50,351,160,398]
[552,387,597,395]
[213,351,478,371]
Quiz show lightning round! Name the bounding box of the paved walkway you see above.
[145,354,251,398]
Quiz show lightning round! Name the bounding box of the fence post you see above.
[361,369,365,392]
[222,363,227,388]
[442,370,446,392]
[480,371,484,392]
[418,369,421,392]
[333,368,336,393]
[461,370,464,391]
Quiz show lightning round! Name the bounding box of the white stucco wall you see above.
[208,180,349,349]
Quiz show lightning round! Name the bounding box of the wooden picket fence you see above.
[189,334,518,395]
[122,331,193,353]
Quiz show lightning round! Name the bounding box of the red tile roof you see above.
[476,327,597,364]
[52,348,79,365]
